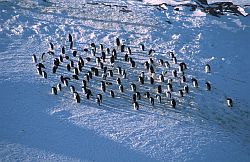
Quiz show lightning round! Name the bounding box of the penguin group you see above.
[32,33,234,110]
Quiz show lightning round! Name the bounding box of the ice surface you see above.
[0,0,250,161]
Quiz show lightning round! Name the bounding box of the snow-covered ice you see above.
[0,0,250,161]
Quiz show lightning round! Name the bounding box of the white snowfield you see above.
[0,0,250,162]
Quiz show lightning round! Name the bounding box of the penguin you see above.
[63,79,69,87]
[138,76,144,84]
[74,92,80,103]
[87,71,93,79]
[62,46,65,54]
[139,44,145,51]
[51,87,57,95]
[70,60,74,68]
[148,49,155,56]
[192,78,198,88]
[120,45,125,52]
[54,58,60,66]
[127,47,132,55]
[158,59,164,66]
[82,80,87,87]
[156,94,161,103]
[164,61,170,68]
[82,86,87,94]
[112,49,117,59]
[77,61,83,72]
[70,42,73,50]
[205,64,211,73]
[157,85,162,93]
[144,92,150,99]
[96,98,101,106]
[66,64,71,71]
[91,48,96,56]
[49,42,54,50]
[166,91,171,99]
[106,48,110,55]
[132,94,137,103]
[172,56,177,64]
[180,75,186,83]
[131,60,135,68]
[178,63,184,73]
[124,53,129,62]
[73,67,79,75]
[110,55,115,64]
[117,67,122,75]
[167,83,173,92]
[65,55,69,60]
[41,52,46,62]
[73,50,77,57]
[90,43,96,52]
[159,74,164,82]
[83,48,88,53]
[180,62,187,70]
[108,70,113,77]
[168,78,173,84]
[144,61,150,70]
[115,37,121,47]
[59,55,64,62]
[68,33,73,42]
[70,85,76,93]
[149,58,154,64]
[170,99,176,108]
[150,77,154,84]
[205,82,211,91]
[140,72,145,78]
[57,83,62,91]
[133,102,139,110]
[100,44,104,52]
[149,97,154,106]
[86,57,91,62]
[97,94,103,103]
[96,57,101,66]
[32,54,37,63]
[116,78,121,85]
[135,92,141,100]
[149,65,155,74]
[128,57,133,64]
[227,98,233,107]
[36,63,45,69]
[42,71,47,79]
[122,71,127,79]
[172,70,177,77]
[131,83,136,92]
[119,84,124,93]
[183,85,189,93]
[168,51,175,58]
[72,75,79,80]
[85,74,90,82]
[79,57,84,67]
[178,90,184,97]
[110,90,115,98]
[102,74,107,80]
[101,51,106,62]
[101,81,106,92]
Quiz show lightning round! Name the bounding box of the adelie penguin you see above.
[172,56,177,64]
[164,61,170,68]
[42,71,47,79]
[49,42,54,51]
[205,82,211,91]
[138,76,144,84]
[74,92,80,103]
[157,85,162,93]
[178,90,184,97]
[57,83,62,91]
[205,64,211,73]
[166,91,171,99]
[70,85,76,93]
[110,90,115,98]
[96,98,101,106]
[133,101,139,110]
[101,81,106,92]
[192,78,198,88]
[36,65,42,75]
[227,98,233,107]
[115,37,121,47]
[159,74,164,82]
[130,83,136,92]
[68,33,73,42]
[119,84,124,93]
[170,99,176,108]
[144,92,150,99]
[183,85,189,93]
[51,87,57,95]
[135,92,141,100]
[149,97,155,106]
[32,54,37,63]
[148,49,155,56]
[172,70,177,77]
[156,94,161,103]
[97,94,103,103]
[139,44,145,51]
[167,83,173,92]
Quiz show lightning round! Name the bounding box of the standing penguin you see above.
[205,64,211,73]
[227,98,233,107]
[131,83,136,92]
[149,97,155,106]
[133,101,139,110]
[32,54,37,63]
[51,87,57,95]
[205,82,211,91]
[192,78,198,88]
[110,90,115,98]
[170,99,176,108]
[119,84,124,93]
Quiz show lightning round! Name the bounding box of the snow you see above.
[0,0,250,161]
